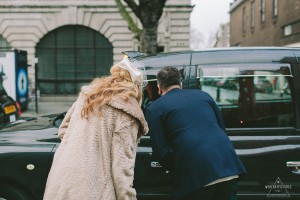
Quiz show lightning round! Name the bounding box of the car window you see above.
[142,65,187,111]
[197,64,293,128]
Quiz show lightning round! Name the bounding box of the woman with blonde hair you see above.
[43,58,148,200]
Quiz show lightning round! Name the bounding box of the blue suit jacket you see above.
[145,88,246,199]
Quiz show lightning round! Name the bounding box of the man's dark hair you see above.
[157,67,181,90]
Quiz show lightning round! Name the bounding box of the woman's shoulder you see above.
[109,96,148,134]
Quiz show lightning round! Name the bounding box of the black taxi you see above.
[133,47,300,200]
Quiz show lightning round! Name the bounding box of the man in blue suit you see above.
[145,67,246,200]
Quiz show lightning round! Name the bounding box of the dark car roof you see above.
[131,47,300,67]
[0,115,61,153]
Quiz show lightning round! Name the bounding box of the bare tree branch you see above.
[123,0,141,18]
[115,0,141,40]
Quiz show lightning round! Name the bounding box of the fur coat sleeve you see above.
[58,102,76,140]
[109,96,149,200]
[111,114,139,199]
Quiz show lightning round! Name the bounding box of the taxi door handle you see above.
[151,161,162,168]
[150,161,170,174]
[286,161,300,175]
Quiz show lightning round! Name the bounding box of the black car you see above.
[0,67,20,126]
[1,47,300,200]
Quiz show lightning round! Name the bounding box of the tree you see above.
[190,28,205,50]
[115,0,167,54]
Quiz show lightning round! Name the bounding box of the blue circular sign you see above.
[17,68,28,97]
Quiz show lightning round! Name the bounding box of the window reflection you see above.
[141,64,293,129]
[142,75,159,110]
[198,65,293,128]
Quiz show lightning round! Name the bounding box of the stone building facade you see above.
[213,22,230,48]
[229,0,300,47]
[0,0,192,95]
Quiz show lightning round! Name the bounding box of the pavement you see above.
[21,100,74,117]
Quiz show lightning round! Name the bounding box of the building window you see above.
[251,1,255,28]
[260,0,265,22]
[242,6,246,32]
[273,0,278,17]
[284,25,292,36]
[157,46,165,52]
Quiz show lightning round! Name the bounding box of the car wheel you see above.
[0,183,32,200]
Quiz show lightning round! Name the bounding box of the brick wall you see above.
[229,0,300,47]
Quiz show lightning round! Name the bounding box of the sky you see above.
[190,0,234,48]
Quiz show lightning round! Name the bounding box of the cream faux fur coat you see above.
[43,86,148,200]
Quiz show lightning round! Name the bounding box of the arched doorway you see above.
[36,25,113,94]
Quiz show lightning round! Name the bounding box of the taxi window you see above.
[142,65,187,111]
[197,64,293,128]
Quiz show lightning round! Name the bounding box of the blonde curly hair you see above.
[81,64,143,118]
